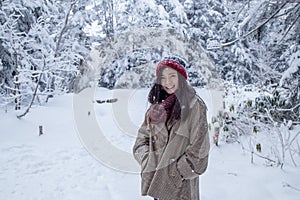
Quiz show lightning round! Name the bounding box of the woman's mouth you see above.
[164,85,176,93]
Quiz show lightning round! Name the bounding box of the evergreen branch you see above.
[207,2,288,50]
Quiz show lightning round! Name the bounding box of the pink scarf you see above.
[149,93,177,124]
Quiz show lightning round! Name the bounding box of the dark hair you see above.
[148,67,196,122]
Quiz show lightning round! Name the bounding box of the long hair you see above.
[148,67,196,122]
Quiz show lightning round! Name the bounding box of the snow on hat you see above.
[156,56,188,80]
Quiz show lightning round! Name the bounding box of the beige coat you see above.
[133,95,210,200]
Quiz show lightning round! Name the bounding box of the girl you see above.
[133,56,210,200]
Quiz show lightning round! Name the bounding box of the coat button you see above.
[152,135,158,141]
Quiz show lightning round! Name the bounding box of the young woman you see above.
[133,56,210,200]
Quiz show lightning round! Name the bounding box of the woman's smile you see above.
[161,67,179,94]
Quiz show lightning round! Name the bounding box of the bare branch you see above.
[242,146,277,164]
[272,3,299,18]
[289,132,300,147]
[277,103,300,112]
[54,1,76,57]
[282,181,300,192]
[17,59,45,119]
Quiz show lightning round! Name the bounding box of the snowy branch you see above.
[54,1,76,57]
[207,2,288,50]
[17,59,45,119]
[279,10,300,43]
[227,0,252,31]
[277,103,300,112]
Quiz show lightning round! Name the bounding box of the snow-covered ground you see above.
[0,87,299,200]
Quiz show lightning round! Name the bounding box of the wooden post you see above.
[39,125,43,136]
[213,123,220,146]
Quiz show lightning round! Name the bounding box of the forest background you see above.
[0,0,299,167]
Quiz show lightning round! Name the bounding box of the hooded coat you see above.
[133,95,210,200]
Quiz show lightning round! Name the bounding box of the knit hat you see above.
[156,56,188,80]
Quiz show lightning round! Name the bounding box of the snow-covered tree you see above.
[0,0,298,129]
[207,0,299,85]
[0,0,95,115]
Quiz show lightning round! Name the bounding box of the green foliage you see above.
[253,126,258,133]
[229,104,235,112]
[253,87,298,123]
[256,143,261,153]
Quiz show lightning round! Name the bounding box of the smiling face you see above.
[160,67,179,94]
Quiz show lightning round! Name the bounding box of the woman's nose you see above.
[165,77,171,85]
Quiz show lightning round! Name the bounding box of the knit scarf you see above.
[149,93,177,124]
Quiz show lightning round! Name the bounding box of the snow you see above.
[84,20,105,37]
[203,143,300,200]
[0,59,3,71]
[279,49,300,87]
[0,87,300,200]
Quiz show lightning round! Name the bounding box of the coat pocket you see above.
[168,158,183,188]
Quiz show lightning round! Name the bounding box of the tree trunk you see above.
[13,51,20,110]
[47,1,75,101]
[17,59,45,119]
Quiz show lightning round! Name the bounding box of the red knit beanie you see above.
[156,56,188,80]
